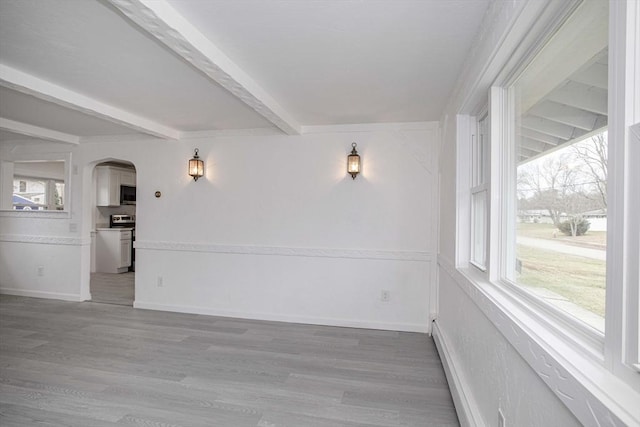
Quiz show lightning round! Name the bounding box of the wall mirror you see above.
[12,160,66,210]
[0,152,71,213]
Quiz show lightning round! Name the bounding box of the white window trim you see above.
[605,0,640,381]
[455,114,474,270]
[468,190,487,272]
[628,122,640,373]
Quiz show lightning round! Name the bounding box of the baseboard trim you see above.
[0,287,83,302]
[432,321,484,427]
[133,300,429,333]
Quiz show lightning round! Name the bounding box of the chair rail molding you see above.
[0,234,89,246]
[135,240,432,262]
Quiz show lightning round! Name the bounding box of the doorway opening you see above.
[90,160,137,306]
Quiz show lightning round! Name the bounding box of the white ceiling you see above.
[0,0,490,143]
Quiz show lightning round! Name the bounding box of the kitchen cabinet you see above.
[96,166,119,207]
[120,237,131,267]
[96,166,136,206]
[95,228,132,273]
[120,170,136,186]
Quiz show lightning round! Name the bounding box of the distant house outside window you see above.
[12,176,64,210]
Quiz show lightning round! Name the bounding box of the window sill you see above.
[0,210,70,219]
[497,277,605,355]
[468,260,487,273]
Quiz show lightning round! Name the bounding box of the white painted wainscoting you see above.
[0,234,89,301]
[134,241,433,332]
[436,257,639,427]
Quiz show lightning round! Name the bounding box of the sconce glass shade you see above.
[347,142,360,179]
[189,148,204,181]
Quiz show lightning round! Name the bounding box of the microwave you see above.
[120,185,136,205]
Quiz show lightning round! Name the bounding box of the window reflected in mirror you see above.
[12,160,65,211]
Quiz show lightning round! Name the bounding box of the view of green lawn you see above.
[516,245,606,317]
[516,223,607,319]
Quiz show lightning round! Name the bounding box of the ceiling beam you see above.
[519,137,546,153]
[0,64,179,140]
[546,81,608,115]
[527,101,601,131]
[107,0,301,135]
[519,128,561,146]
[521,116,584,140]
[0,117,80,145]
[569,62,608,90]
[519,147,539,158]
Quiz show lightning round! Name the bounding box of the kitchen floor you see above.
[90,272,134,306]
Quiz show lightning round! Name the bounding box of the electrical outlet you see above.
[381,290,390,302]
[498,408,506,427]
[37,266,44,277]
[69,223,77,232]
[157,276,163,287]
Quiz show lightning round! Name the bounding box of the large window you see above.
[456,0,640,421]
[504,0,609,332]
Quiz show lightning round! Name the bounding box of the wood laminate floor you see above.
[90,272,134,306]
[0,295,459,427]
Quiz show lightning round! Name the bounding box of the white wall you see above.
[0,142,87,300]
[1,123,439,332]
[435,271,581,427]
[0,241,84,300]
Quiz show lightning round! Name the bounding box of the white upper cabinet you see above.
[96,166,136,207]
[120,170,136,187]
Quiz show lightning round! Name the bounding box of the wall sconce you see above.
[188,148,204,181]
[347,142,360,179]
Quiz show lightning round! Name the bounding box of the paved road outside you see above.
[517,236,606,261]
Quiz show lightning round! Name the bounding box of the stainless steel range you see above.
[110,214,135,228]
[110,214,135,272]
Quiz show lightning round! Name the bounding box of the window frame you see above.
[489,83,607,354]
[470,114,489,271]
[481,0,640,381]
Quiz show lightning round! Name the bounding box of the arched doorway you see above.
[89,160,137,306]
